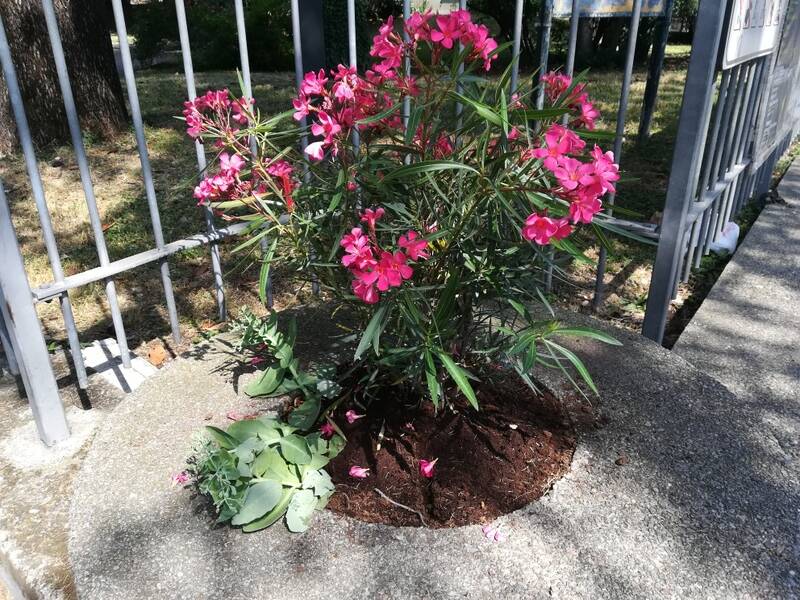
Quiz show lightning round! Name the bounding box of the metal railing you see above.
[2,0,771,444]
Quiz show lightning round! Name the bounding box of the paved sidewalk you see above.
[675,159,800,451]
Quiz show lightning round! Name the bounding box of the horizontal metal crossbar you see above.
[686,161,749,221]
[31,222,251,302]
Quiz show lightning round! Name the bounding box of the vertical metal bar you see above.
[347,0,361,152]
[455,0,467,129]
[175,0,226,322]
[565,0,580,76]
[403,0,412,132]
[642,0,728,342]
[737,58,765,164]
[709,67,741,182]
[0,181,70,446]
[592,0,643,309]
[0,14,88,387]
[111,0,182,344]
[638,0,676,142]
[698,71,730,194]
[717,65,748,181]
[41,0,132,368]
[290,0,309,151]
[0,288,20,377]
[535,0,553,112]
[510,0,524,94]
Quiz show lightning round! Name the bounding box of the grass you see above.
[0,43,774,355]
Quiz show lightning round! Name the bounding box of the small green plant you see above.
[189,416,344,532]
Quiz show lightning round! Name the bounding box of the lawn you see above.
[0,47,699,354]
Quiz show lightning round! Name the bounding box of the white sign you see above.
[723,0,784,68]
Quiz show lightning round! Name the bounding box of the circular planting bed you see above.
[327,378,579,527]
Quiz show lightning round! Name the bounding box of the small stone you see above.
[508,424,518,430]
[51,156,64,167]
[615,453,629,466]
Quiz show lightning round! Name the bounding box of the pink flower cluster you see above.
[540,71,601,131]
[340,207,429,304]
[294,65,403,162]
[519,92,619,245]
[371,10,498,73]
[182,88,253,141]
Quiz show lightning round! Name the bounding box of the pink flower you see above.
[588,145,620,194]
[341,228,376,270]
[573,99,600,130]
[311,111,342,143]
[569,194,602,224]
[521,212,560,246]
[345,410,365,424]
[320,422,335,440]
[231,96,254,125]
[250,356,265,366]
[346,180,357,192]
[171,471,189,486]
[300,69,328,97]
[552,217,573,241]
[541,71,572,102]
[352,278,380,304]
[398,230,429,261]
[433,134,454,158]
[360,207,385,231]
[357,251,413,292]
[304,141,326,161]
[219,152,245,175]
[431,14,462,49]
[419,458,438,478]
[349,465,370,479]
[266,159,293,179]
[481,524,507,543]
[292,95,311,121]
[552,156,594,191]
[533,124,585,171]
[405,10,433,41]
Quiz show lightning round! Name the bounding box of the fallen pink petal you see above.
[320,422,336,439]
[349,465,370,479]
[345,410,365,424]
[419,458,438,478]
[171,471,190,487]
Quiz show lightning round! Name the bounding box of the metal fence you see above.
[0,0,793,445]
[641,0,796,342]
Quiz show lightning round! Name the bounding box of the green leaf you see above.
[287,396,321,430]
[326,434,346,459]
[251,447,298,484]
[285,488,318,533]
[423,350,440,408]
[227,419,277,443]
[514,107,570,120]
[435,351,479,410]
[231,480,283,526]
[204,426,238,450]
[355,304,389,360]
[301,469,335,496]
[279,434,312,465]
[244,364,285,397]
[545,340,599,394]
[380,160,479,183]
[241,488,292,532]
[449,91,503,125]
[258,237,278,306]
[553,326,622,346]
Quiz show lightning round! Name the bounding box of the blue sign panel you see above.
[553,0,666,17]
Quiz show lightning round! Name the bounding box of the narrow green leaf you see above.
[553,326,622,346]
[204,426,238,449]
[355,304,389,360]
[381,160,479,183]
[436,351,479,410]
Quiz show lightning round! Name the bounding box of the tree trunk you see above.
[0,0,128,154]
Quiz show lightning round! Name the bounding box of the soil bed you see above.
[326,375,579,528]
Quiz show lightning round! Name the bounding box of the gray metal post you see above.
[347,0,360,151]
[0,182,69,446]
[41,0,132,368]
[0,288,20,377]
[0,13,88,388]
[638,0,676,142]
[593,0,644,309]
[510,0,524,94]
[642,0,728,343]
[175,0,227,322]
[536,0,554,111]
[111,0,182,344]
[565,0,580,76]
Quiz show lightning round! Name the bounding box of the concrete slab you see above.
[68,317,800,599]
[81,338,158,394]
[0,351,124,600]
